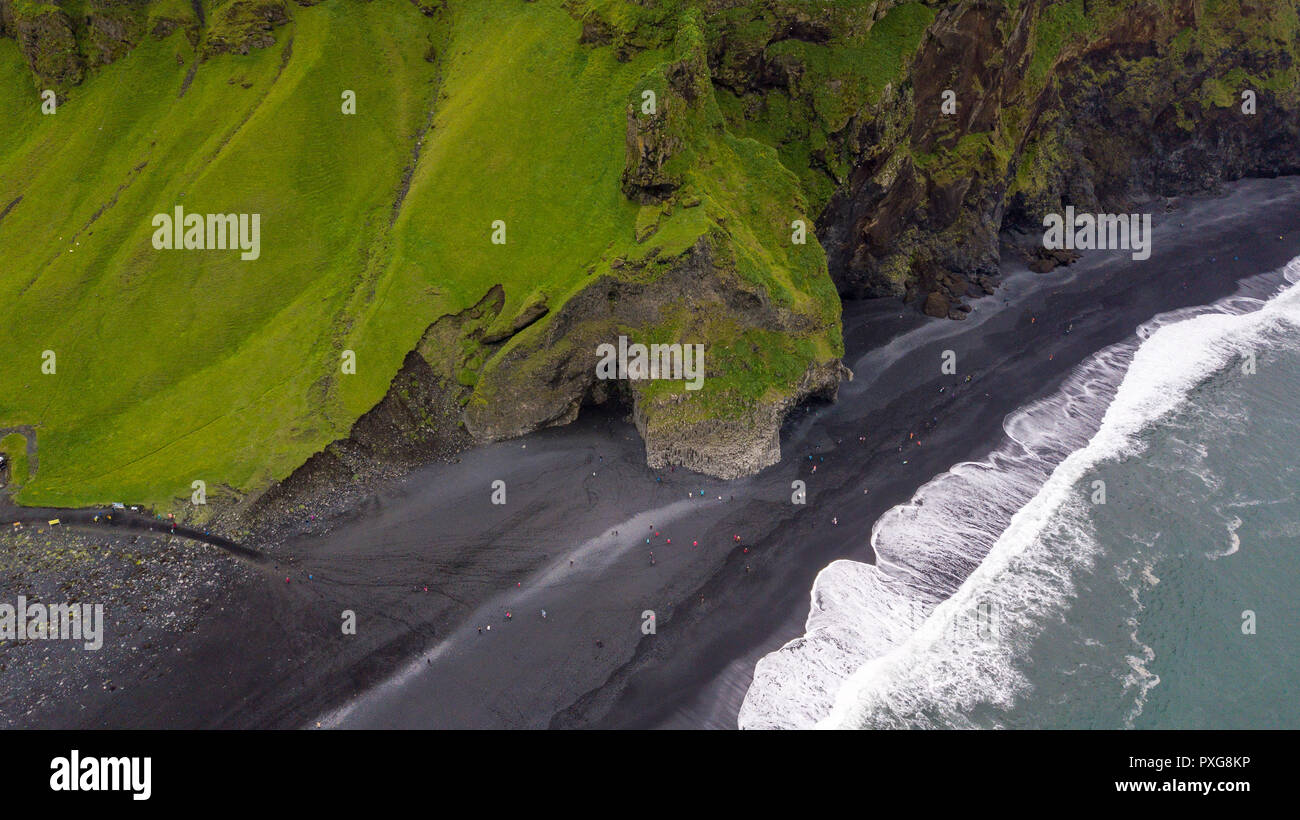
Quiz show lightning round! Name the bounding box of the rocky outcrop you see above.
[621,102,683,203]
[1,1,86,87]
[201,0,291,58]
[636,354,850,478]
[620,42,711,203]
[462,237,848,479]
[253,231,848,490]
[84,0,151,68]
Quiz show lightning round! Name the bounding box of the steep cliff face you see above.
[1019,0,1300,215]
[706,0,1300,312]
[1,0,1295,504]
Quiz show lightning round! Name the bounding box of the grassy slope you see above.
[0,0,440,506]
[451,5,841,422]
[0,0,845,508]
[381,1,661,394]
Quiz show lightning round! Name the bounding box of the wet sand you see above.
[25,176,1300,730]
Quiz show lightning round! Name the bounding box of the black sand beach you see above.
[7,176,1300,730]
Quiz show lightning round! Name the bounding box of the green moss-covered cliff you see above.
[0,0,1295,507]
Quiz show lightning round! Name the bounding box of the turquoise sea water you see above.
[1001,325,1300,729]
[741,260,1300,729]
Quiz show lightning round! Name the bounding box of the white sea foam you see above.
[739,257,1300,730]
[1208,515,1243,560]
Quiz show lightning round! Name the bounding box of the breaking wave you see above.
[739,257,1300,729]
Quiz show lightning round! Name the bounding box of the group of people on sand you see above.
[478,607,547,635]
[474,457,802,641]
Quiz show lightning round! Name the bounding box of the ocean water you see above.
[740,257,1300,730]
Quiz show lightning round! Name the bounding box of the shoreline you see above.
[4,176,1300,729]
[605,178,1300,729]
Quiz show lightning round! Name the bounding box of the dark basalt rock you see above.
[620,103,682,204]
[806,0,1300,314]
